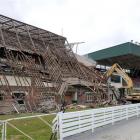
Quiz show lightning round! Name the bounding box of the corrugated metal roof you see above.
[86,42,140,69]
[87,42,140,60]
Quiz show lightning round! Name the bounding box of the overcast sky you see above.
[0,0,140,55]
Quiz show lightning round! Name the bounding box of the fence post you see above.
[126,106,128,120]
[137,105,139,117]
[56,115,59,139]
[1,121,6,140]
[112,108,114,125]
[78,112,81,133]
[58,112,63,140]
[4,122,6,140]
[103,110,105,124]
[2,122,4,140]
[92,111,94,133]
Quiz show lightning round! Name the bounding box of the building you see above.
[86,41,140,90]
[0,15,109,114]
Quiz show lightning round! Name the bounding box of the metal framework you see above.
[0,14,109,114]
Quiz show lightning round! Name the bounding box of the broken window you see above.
[12,92,26,105]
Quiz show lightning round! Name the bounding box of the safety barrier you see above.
[52,103,140,140]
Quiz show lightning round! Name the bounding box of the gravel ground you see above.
[64,117,140,140]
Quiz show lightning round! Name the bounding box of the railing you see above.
[53,103,140,140]
[51,114,59,139]
[0,113,56,140]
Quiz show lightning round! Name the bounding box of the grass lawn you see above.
[0,113,56,140]
[0,107,92,140]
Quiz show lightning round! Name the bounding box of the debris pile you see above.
[66,104,88,110]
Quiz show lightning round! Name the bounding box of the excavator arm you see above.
[105,63,133,89]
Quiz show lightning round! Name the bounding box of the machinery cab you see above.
[108,73,124,88]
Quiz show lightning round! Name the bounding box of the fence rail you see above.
[52,103,140,140]
[0,113,56,140]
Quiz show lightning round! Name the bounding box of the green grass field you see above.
[0,113,55,140]
[0,108,90,140]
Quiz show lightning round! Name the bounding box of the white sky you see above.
[0,0,140,55]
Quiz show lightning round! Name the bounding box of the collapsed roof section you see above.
[0,14,66,54]
[0,14,109,113]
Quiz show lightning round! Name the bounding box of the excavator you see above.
[105,63,133,89]
[104,63,138,103]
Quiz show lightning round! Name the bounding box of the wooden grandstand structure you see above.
[0,15,109,113]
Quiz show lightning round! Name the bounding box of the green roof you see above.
[87,42,140,69]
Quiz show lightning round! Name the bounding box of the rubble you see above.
[66,104,88,110]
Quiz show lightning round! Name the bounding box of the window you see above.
[12,92,26,105]
[110,94,114,100]
[0,93,4,101]
[111,75,121,83]
[86,92,93,102]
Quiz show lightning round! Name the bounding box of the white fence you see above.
[53,103,140,140]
